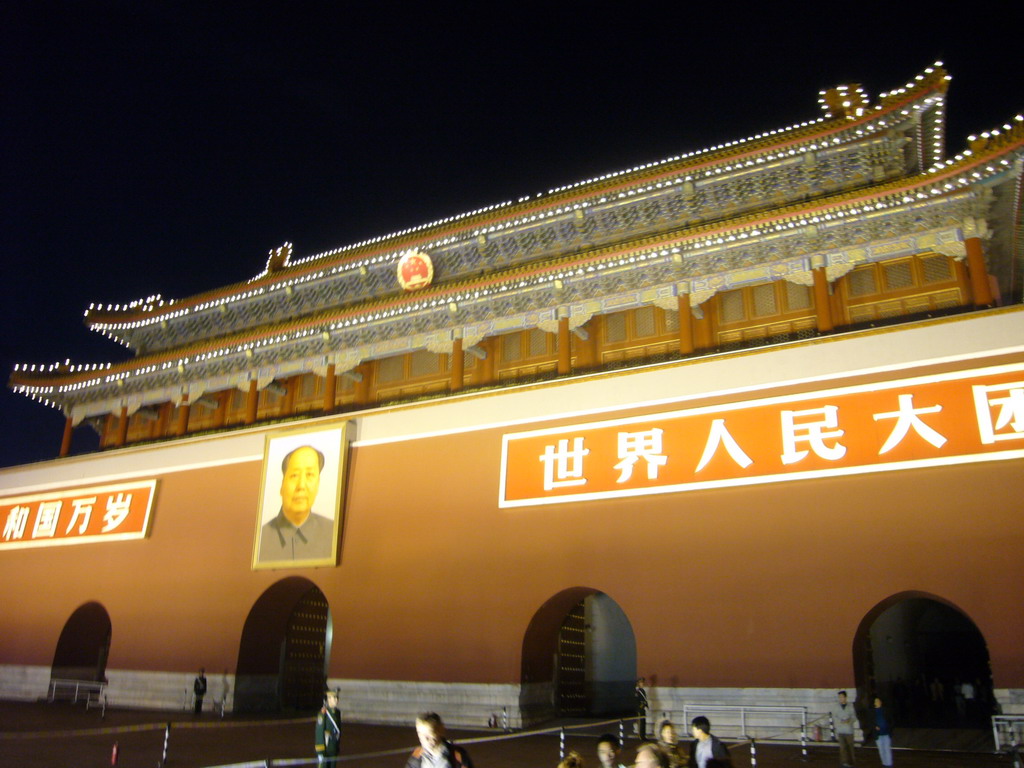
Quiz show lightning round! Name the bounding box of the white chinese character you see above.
[539,437,590,491]
[614,428,668,483]
[31,500,63,539]
[973,382,1024,444]
[102,493,133,532]
[695,419,754,472]
[65,497,97,535]
[3,506,30,541]
[873,394,947,454]
[781,405,847,464]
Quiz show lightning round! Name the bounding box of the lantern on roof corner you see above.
[396,249,434,291]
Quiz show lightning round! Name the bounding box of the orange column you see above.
[323,364,337,414]
[176,398,191,435]
[813,268,834,332]
[282,377,296,416]
[354,364,371,407]
[677,294,694,355]
[245,381,258,424]
[59,415,74,457]
[693,300,714,351]
[573,322,597,368]
[450,338,464,392]
[965,237,994,307]
[213,392,228,428]
[482,338,496,385]
[116,406,129,447]
[557,317,571,375]
[156,402,171,437]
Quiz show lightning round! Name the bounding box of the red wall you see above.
[2,388,1022,690]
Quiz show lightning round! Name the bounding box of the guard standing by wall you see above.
[316,690,342,765]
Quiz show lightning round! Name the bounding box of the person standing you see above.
[597,733,628,768]
[192,668,207,715]
[315,690,342,765]
[657,720,687,768]
[832,690,857,767]
[635,678,650,739]
[872,697,893,767]
[688,716,733,768]
[406,712,474,768]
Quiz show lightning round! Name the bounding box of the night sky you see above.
[2,3,1021,469]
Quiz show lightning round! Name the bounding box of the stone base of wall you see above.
[650,687,862,741]
[0,665,234,714]
[330,678,522,729]
[995,689,1024,716]
[0,665,50,701]
[3,666,1020,732]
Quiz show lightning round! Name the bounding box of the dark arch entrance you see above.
[520,587,637,725]
[51,602,111,682]
[853,592,994,729]
[235,578,332,713]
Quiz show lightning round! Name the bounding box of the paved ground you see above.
[0,701,1017,768]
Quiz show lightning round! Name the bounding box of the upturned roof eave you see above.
[16,121,1023,402]
[83,67,951,330]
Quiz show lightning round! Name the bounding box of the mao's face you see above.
[280,447,321,525]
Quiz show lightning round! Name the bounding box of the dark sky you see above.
[2,3,1021,469]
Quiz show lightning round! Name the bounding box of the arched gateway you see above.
[235,577,332,712]
[854,592,994,729]
[521,587,637,724]
[51,601,111,683]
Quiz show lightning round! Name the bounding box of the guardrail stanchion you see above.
[160,722,170,767]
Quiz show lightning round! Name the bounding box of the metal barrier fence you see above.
[196,712,831,768]
[994,714,1024,753]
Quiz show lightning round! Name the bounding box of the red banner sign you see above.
[0,480,157,549]
[499,364,1024,507]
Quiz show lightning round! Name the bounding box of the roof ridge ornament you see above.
[266,242,294,274]
[818,83,869,120]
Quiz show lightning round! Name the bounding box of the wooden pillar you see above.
[282,377,297,416]
[59,415,74,458]
[156,402,171,437]
[213,392,228,428]
[354,364,371,407]
[965,237,994,307]
[176,397,191,435]
[572,321,597,368]
[677,294,695,355]
[812,268,834,333]
[245,381,258,424]
[100,414,115,449]
[478,338,496,386]
[323,364,337,414]
[557,316,571,375]
[116,406,129,447]
[693,299,714,350]
[450,338,464,392]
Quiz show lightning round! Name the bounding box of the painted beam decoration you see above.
[0,480,157,549]
[499,364,1024,507]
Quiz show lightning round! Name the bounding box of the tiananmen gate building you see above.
[3,64,1022,734]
